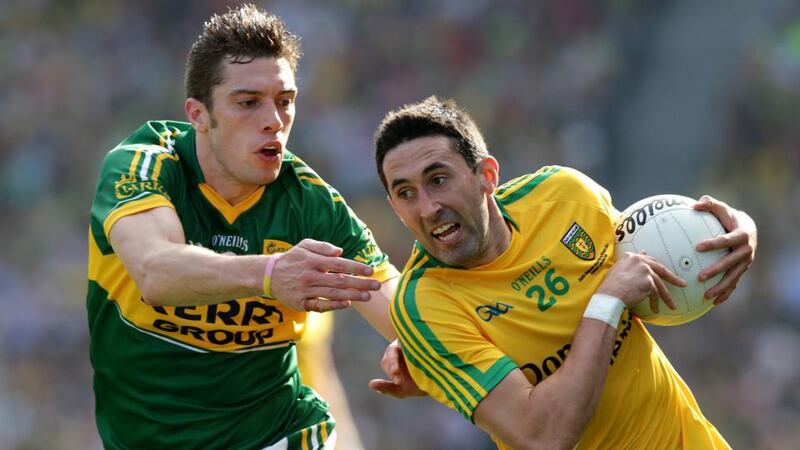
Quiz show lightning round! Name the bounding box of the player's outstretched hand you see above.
[693,195,757,305]
[599,251,687,313]
[270,239,381,312]
[368,340,427,399]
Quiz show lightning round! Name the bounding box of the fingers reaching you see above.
[301,298,351,313]
[697,244,750,281]
[268,240,382,312]
[692,196,757,306]
[644,254,687,289]
[368,379,405,398]
[648,291,660,314]
[312,272,381,292]
[598,252,683,310]
[704,261,747,303]
[693,195,735,231]
[296,238,343,257]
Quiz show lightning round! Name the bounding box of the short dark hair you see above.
[185,4,302,109]
[374,96,488,191]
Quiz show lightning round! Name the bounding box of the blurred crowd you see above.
[1,0,798,448]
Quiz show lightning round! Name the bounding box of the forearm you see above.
[137,242,266,306]
[475,316,618,450]
[352,277,398,341]
[524,318,617,448]
[110,209,381,311]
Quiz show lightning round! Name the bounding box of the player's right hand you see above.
[597,251,686,313]
[270,239,381,312]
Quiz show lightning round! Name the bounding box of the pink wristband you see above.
[261,254,282,298]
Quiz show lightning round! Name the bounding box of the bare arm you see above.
[109,206,380,309]
[352,276,399,341]
[474,319,616,450]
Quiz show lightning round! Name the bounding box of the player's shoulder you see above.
[102,121,190,166]
[94,122,192,200]
[281,151,344,203]
[114,120,192,152]
[391,246,454,316]
[496,165,609,208]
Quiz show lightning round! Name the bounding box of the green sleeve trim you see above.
[391,299,475,419]
[469,356,518,423]
[393,269,511,420]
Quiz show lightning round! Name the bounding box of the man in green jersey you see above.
[87,5,398,449]
[368,97,758,449]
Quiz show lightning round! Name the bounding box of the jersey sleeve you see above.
[559,167,617,219]
[390,270,517,422]
[498,165,617,219]
[292,157,398,282]
[89,144,182,253]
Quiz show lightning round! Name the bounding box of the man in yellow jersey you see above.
[367,96,757,449]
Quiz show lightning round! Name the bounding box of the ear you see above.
[185,98,210,132]
[476,156,500,195]
[386,195,407,226]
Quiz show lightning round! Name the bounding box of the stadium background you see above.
[1,0,799,448]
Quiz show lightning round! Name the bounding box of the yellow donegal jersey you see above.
[391,166,729,450]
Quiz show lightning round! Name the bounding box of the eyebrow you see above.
[228,88,297,97]
[389,161,448,190]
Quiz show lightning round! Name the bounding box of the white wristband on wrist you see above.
[583,294,625,329]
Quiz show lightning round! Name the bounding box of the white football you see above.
[615,194,729,326]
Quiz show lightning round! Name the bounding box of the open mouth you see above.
[257,144,281,160]
[431,222,460,243]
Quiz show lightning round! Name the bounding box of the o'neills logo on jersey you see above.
[211,234,249,252]
[263,239,292,255]
[560,222,595,260]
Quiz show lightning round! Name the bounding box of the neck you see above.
[196,138,260,205]
[465,197,512,268]
[485,197,513,261]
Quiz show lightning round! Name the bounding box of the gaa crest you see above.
[561,222,595,260]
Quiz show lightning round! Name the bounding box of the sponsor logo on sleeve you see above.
[263,239,293,255]
[114,173,168,200]
[354,241,380,264]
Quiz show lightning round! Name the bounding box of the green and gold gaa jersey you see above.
[391,166,730,450]
[88,120,397,449]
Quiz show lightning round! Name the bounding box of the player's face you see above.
[202,57,297,189]
[384,136,500,268]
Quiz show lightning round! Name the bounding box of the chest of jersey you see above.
[426,201,617,385]
[138,184,310,352]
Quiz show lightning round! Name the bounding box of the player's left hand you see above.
[693,195,757,305]
[368,340,427,399]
